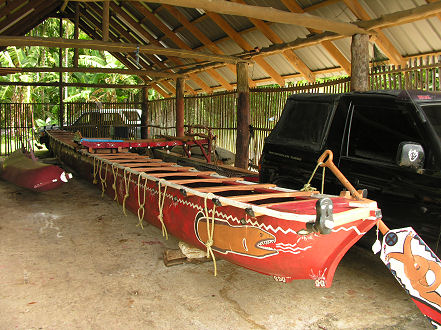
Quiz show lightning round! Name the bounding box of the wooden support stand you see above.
[163,248,212,267]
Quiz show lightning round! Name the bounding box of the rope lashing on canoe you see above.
[99,161,108,197]
[111,164,119,202]
[157,179,168,240]
[122,169,132,216]
[136,175,148,230]
[301,161,326,194]
[93,158,99,184]
[204,192,217,276]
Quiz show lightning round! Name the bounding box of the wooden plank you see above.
[194,183,276,193]
[259,198,318,208]
[121,162,176,167]
[138,166,196,172]
[149,171,216,178]
[168,177,244,184]
[230,191,316,203]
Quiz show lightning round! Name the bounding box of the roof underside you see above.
[0,0,441,96]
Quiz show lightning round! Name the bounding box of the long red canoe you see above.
[45,130,381,287]
[0,149,72,192]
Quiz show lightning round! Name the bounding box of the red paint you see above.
[47,130,381,287]
[1,150,70,192]
[412,298,441,325]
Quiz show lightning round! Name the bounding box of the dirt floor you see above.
[0,173,430,329]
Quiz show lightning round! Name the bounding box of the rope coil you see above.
[136,175,148,229]
[204,193,217,276]
[122,169,132,216]
[157,179,168,240]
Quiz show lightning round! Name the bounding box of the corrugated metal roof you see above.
[1,0,441,95]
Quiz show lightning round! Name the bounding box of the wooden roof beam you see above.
[65,5,179,96]
[130,2,232,92]
[80,3,159,69]
[159,4,256,88]
[88,4,185,95]
[0,35,246,64]
[280,0,351,75]
[205,11,285,86]
[232,0,315,83]
[106,2,198,94]
[343,0,404,66]
[126,2,213,93]
[72,0,367,35]
[356,0,441,31]
[0,66,186,78]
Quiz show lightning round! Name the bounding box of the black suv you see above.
[260,90,441,252]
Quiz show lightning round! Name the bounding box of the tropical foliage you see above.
[0,18,156,124]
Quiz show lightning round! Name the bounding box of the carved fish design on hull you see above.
[194,211,277,258]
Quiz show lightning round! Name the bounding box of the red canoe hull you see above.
[1,150,68,192]
[47,130,380,287]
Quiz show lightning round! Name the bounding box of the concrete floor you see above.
[0,177,430,329]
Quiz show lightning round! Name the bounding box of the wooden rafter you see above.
[0,66,186,78]
[108,2,202,93]
[129,1,231,92]
[356,1,441,31]
[80,3,158,70]
[232,0,315,82]
[0,0,54,35]
[65,5,177,96]
[160,4,257,88]
[69,0,368,36]
[206,11,286,86]
[343,0,404,66]
[280,0,351,75]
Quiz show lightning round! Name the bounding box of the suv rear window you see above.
[269,100,334,149]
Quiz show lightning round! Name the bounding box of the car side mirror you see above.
[396,142,425,169]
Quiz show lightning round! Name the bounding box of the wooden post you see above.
[176,77,185,137]
[141,87,149,139]
[350,34,370,92]
[103,1,110,42]
[73,2,80,67]
[234,62,250,169]
[59,17,64,127]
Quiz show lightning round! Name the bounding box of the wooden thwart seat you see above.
[194,183,276,193]
[135,166,195,172]
[148,171,216,178]
[168,177,244,184]
[230,191,317,203]
[119,162,175,167]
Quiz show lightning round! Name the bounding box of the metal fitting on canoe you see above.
[306,198,334,235]
[212,198,222,207]
[245,207,255,217]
